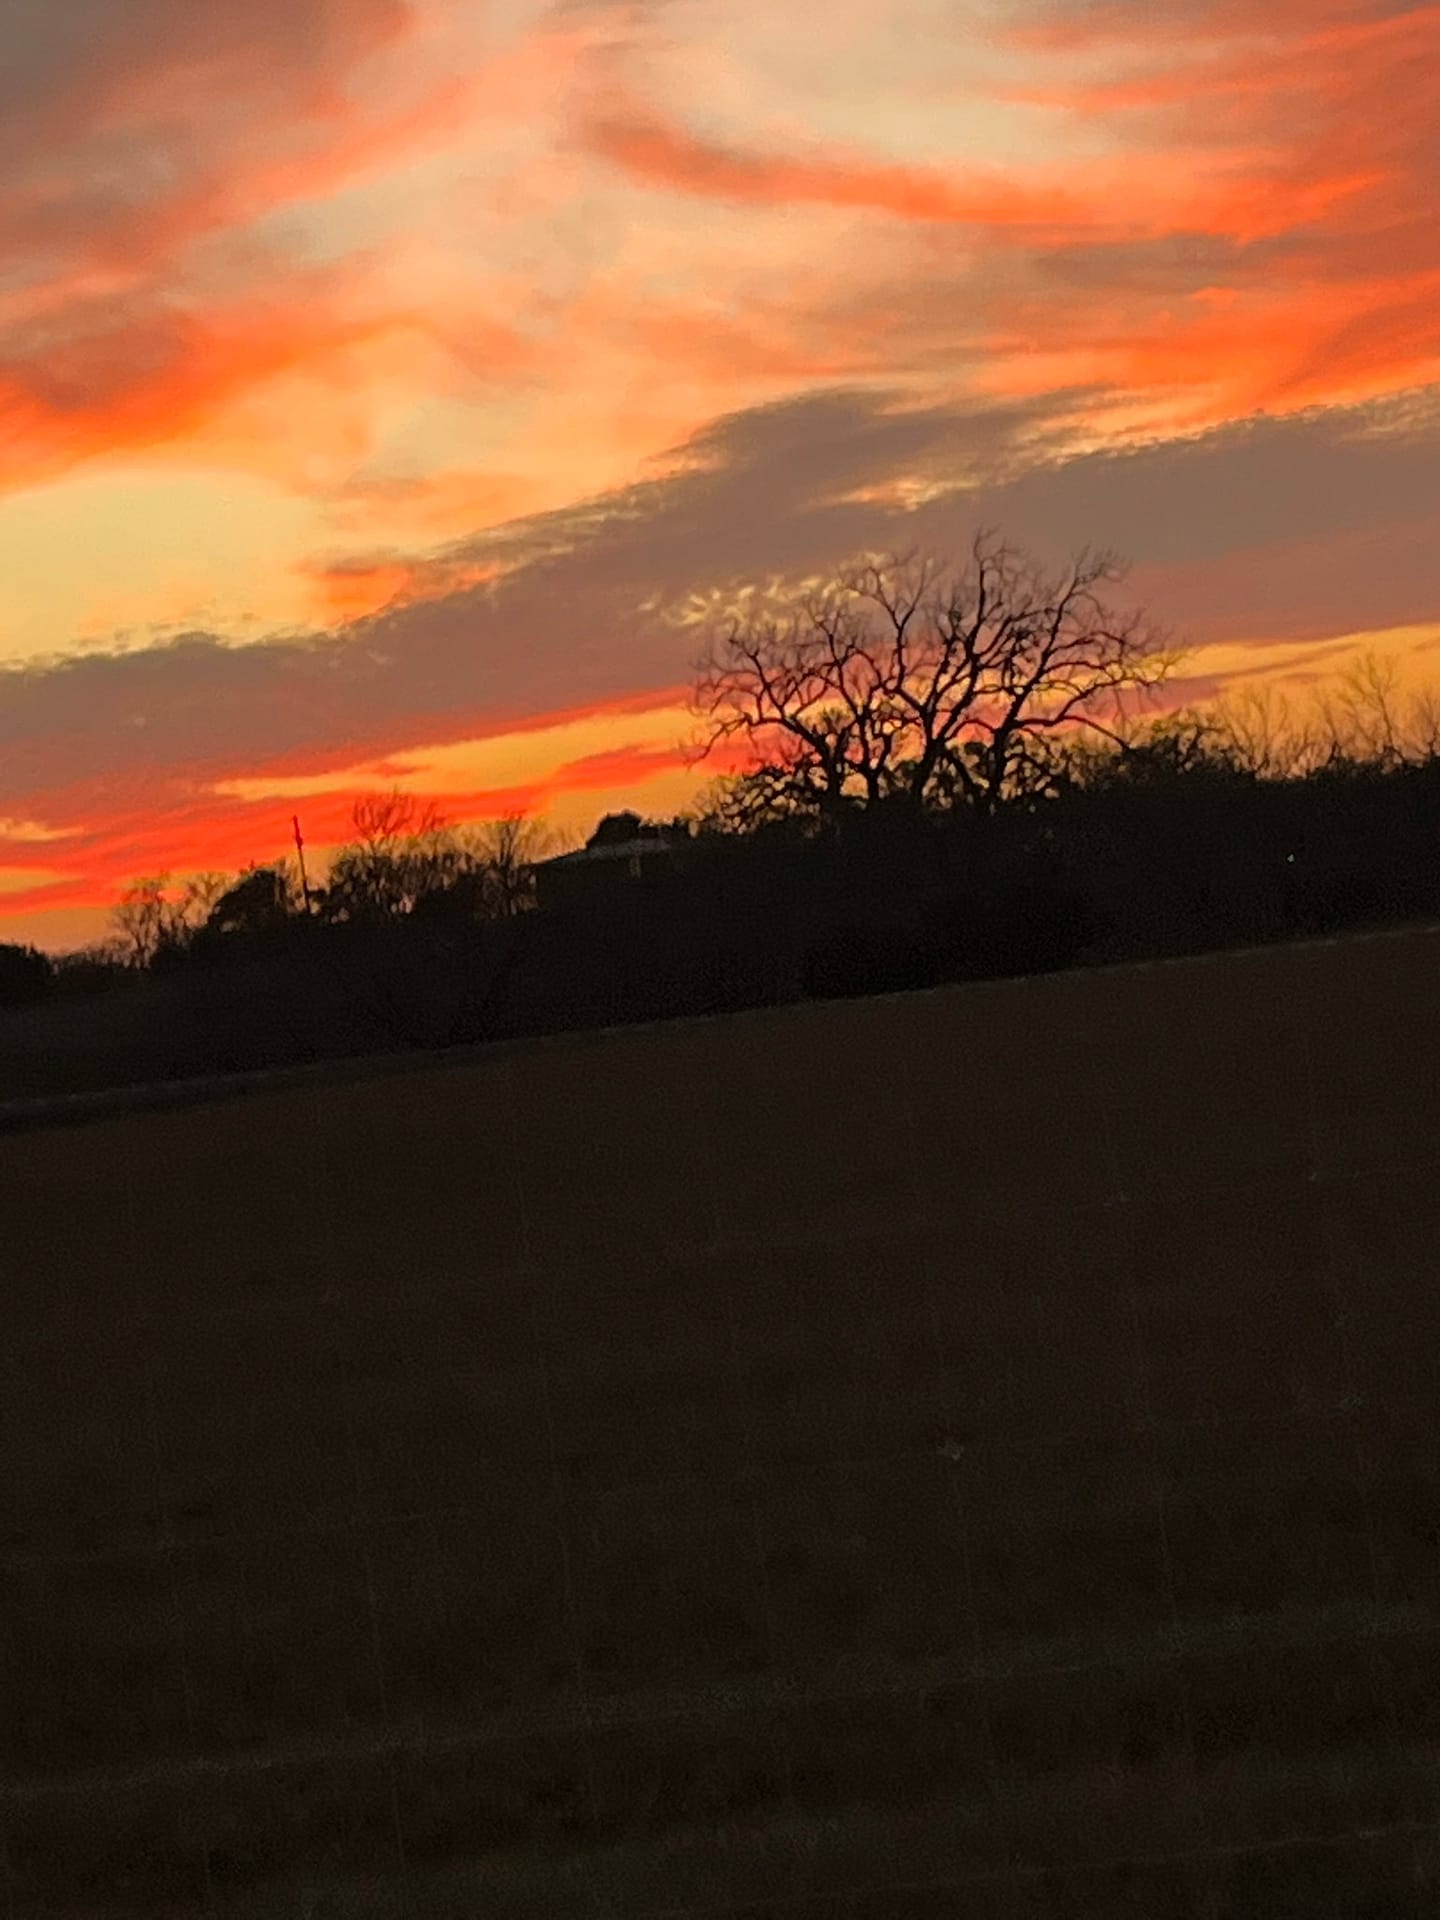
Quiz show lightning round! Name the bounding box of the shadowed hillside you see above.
[3,922,1440,1917]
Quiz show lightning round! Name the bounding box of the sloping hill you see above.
[3,924,1439,1917]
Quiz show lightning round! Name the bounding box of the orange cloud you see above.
[545,741,696,793]
[592,301,882,386]
[567,3,1435,438]
[304,557,428,625]
[300,552,504,625]
[1004,0,1435,51]
[0,283,429,492]
[578,96,1390,260]
[0,5,585,502]
[993,0,1435,240]
[580,105,1112,232]
[0,1,421,279]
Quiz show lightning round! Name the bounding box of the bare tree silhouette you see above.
[691,527,1181,825]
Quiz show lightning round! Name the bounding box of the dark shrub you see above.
[0,941,52,1007]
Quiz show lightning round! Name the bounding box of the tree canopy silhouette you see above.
[0,941,51,1007]
[691,527,1181,825]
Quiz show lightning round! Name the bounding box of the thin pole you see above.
[292,814,313,915]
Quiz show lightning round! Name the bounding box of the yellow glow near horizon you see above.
[0,468,325,661]
[1180,622,1440,694]
[211,701,699,809]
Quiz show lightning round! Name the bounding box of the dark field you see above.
[3,925,1440,1916]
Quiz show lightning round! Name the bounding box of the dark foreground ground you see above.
[3,924,1440,1916]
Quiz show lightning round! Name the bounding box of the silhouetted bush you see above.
[48,951,129,999]
[0,942,51,1007]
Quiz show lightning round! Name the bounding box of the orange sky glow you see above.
[1,0,1437,950]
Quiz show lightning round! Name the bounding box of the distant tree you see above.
[203,864,300,938]
[111,875,172,969]
[691,767,816,836]
[1205,655,1440,787]
[691,527,1181,825]
[466,812,552,916]
[1059,710,1250,793]
[0,941,52,1007]
[352,788,447,855]
[1313,648,1440,771]
[323,796,557,926]
[320,789,458,924]
[1204,682,1329,782]
[111,870,227,970]
[50,941,129,997]
[158,871,228,970]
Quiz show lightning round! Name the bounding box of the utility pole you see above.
[292,814,313,916]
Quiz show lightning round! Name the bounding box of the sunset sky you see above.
[1,0,1437,951]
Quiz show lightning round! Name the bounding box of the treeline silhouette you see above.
[3,528,1438,1099]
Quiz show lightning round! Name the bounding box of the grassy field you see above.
[3,924,1440,1916]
